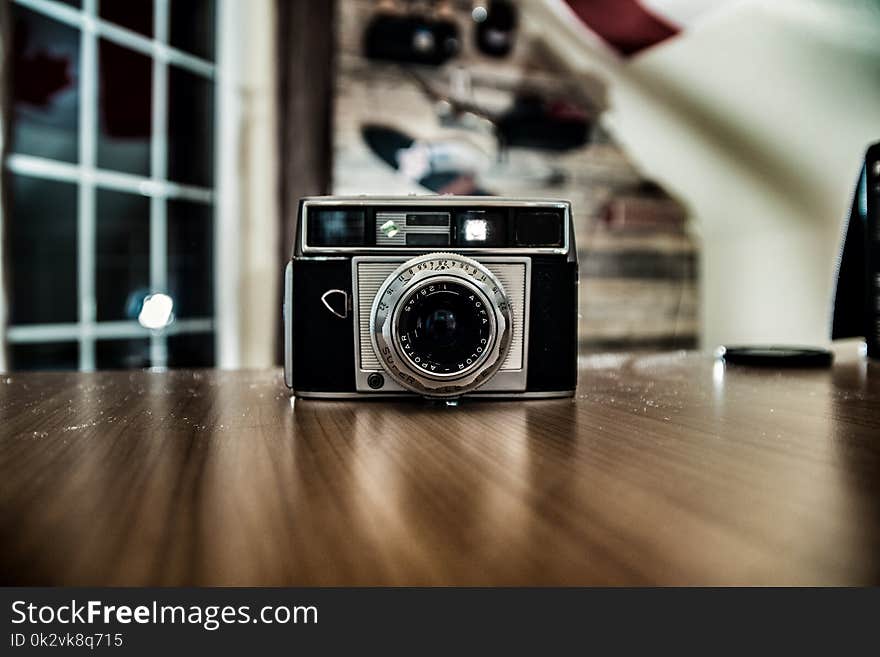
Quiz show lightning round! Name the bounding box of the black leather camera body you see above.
[284,196,578,399]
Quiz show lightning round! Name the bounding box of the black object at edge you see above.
[717,346,833,368]
[831,141,880,359]
[830,153,867,341]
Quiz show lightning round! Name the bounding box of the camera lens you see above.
[395,280,493,375]
[424,309,457,344]
[370,252,512,397]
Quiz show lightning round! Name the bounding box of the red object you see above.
[564,0,680,56]
[13,50,72,107]
[12,19,72,108]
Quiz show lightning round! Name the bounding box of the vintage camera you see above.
[284,196,578,399]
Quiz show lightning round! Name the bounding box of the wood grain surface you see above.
[1,347,879,586]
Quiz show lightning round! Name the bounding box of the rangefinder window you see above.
[308,208,366,246]
[454,210,507,247]
[514,210,563,247]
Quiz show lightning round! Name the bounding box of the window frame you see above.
[2,0,223,371]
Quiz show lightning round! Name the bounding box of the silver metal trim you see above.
[371,254,511,397]
[353,257,529,373]
[284,261,293,388]
[376,210,451,246]
[352,254,530,396]
[351,368,529,395]
[292,390,575,400]
[320,289,349,319]
[469,390,575,399]
[300,197,571,256]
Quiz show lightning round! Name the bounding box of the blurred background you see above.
[0,0,878,372]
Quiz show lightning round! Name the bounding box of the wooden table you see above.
[1,346,879,586]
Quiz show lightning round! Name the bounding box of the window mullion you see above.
[78,0,98,371]
[150,0,171,370]
[6,154,214,203]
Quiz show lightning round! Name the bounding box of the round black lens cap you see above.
[715,345,833,368]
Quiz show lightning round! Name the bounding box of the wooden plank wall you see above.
[331,0,699,351]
